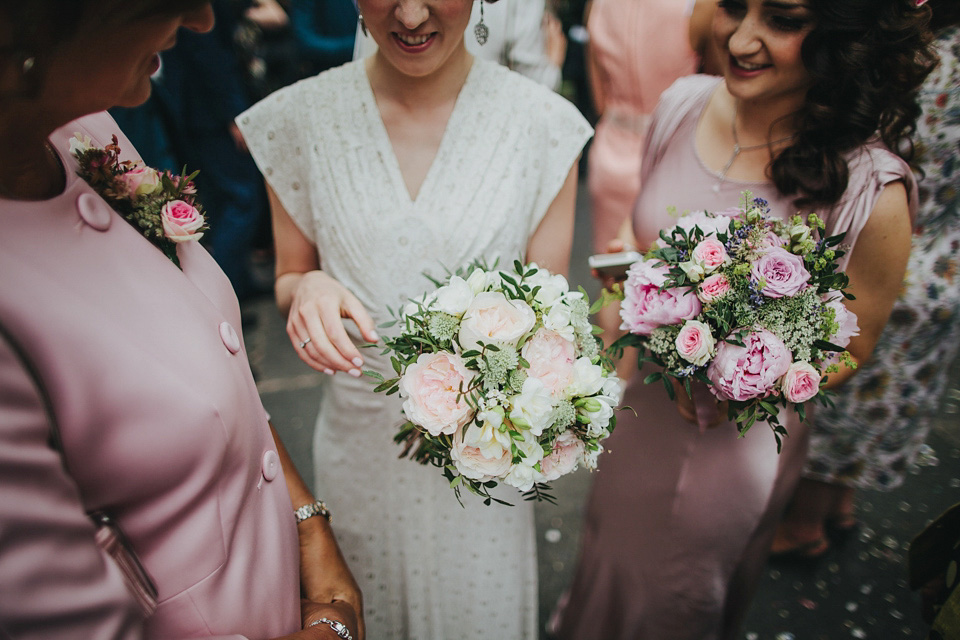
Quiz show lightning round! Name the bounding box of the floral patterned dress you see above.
[804,25,960,490]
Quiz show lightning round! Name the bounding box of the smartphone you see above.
[588,250,643,280]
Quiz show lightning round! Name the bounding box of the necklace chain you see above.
[714,104,798,191]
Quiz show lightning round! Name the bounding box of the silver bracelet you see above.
[294,499,331,524]
[307,617,352,639]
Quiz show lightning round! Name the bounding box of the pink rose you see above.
[675,320,716,367]
[400,352,475,436]
[538,431,585,482]
[706,328,792,401]
[781,361,822,403]
[691,238,730,273]
[620,261,701,336]
[450,423,513,481]
[824,297,860,348]
[521,328,576,397]
[118,165,160,198]
[750,247,810,298]
[160,200,205,243]
[458,292,536,352]
[698,273,732,303]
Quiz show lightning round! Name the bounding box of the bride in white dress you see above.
[237,1,591,637]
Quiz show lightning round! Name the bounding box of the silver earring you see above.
[22,56,35,74]
[358,12,368,36]
[474,1,489,45]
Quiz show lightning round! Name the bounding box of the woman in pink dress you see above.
[557,1,935,638]
[585,0,717,253]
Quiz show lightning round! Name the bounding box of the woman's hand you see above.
[285,270,379,376]
[543,12,568,69]
[297,518,365,640]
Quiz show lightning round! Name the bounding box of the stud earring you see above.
[474,1,489,45]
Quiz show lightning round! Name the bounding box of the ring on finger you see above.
[298,337,312,349]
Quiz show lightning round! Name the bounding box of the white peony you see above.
[458,291,536,352]
[451,424,513,481]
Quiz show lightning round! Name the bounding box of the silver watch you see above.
[308,617,352,639]
[294,500,331,524]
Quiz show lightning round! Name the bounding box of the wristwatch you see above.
[308,617,352,639]
[294,499,331,524]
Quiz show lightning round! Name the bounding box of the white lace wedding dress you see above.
[238,58,591,639]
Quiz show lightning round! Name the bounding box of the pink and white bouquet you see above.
[369,260,621,505]
[608,193,858,448]
[71,133,207,269]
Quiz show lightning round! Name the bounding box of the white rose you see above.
[458,291,536,352]
[434,276,474,316]
[566,357,605,397]
[508,377,555,436]
[466,268,488,294]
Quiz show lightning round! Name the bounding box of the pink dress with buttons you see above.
[0,112,301,639]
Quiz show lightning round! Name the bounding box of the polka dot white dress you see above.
[238,58,591,639]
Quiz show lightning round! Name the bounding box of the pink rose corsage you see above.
[71,134,208,269]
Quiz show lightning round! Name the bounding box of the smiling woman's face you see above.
[358,0,474,79]
[32,2,213,119]
[713,0,816,110]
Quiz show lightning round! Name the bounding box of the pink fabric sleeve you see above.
[0,331,145,640]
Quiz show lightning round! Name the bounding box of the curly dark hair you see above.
[769,0,938,208]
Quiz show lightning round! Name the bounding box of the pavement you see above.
[242,182,960,639]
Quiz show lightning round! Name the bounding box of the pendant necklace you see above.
[713,106,798,194]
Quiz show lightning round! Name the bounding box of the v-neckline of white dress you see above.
[358,59,480,207]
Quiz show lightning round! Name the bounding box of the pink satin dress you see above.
[558,75,917,640]
[586,0,698,251]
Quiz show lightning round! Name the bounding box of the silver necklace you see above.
[713,107,798,193]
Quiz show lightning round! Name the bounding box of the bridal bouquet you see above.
[368,260,621,505]
[608,193,858,449]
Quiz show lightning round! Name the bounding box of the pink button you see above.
[218,322,241,354]
[261,450,280,482]
[76,193,112,231]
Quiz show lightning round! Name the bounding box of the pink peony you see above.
[400,352,475,436]
[521,328,576,397]
[706,328,792,401]
[620,261,701,336]
[160,200,205,243]
[458,291,536,352]
[750,247,810,298]
[698,273,732,303]
[450,424,513,481]
[118,165,160,198]
[675,320,716,367]
[538,431,585,482]
[691,238,730,273]
[824,297,859,348]
[781,361,822,403]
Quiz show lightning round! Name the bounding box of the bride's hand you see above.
[671,379,728,429]
[286,270,379,376]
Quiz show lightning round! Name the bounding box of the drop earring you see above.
[358,11,368,36]
[474,1,489,45]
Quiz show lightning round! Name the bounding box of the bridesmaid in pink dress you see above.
[558,1,935,638]
[585,0,717,253]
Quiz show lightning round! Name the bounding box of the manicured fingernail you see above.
[349,368,362,378]
[370,331,380,342]
[324,368,335,375]
[352,357,363,367]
